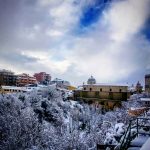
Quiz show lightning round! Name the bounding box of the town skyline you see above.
[0,68,146,88]
[0,0,150,86]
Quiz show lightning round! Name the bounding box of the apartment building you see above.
[34,72,51,84]
[0,69,17,86]
[51,78,70,89]
[17,73,37,86]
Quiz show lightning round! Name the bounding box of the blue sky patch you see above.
[142,18,150,40]
[79,0,112,28]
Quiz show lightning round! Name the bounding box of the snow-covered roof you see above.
[2,86,23,90]
[129,107,147,110]
[77,86,83,90]
[140,98,150,101]
[1,85,50,92]
[0,69,14,73]
[52,78,63,82]
[83,83,128,87]
[128,86,136,91]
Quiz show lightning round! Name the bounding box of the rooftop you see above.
[145,74,150,78]
[83,83,128,87]
[140,98,150,101]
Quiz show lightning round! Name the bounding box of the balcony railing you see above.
[118,117,150,150]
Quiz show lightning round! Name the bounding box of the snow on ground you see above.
[0,87,149,150]
[115,123,125,137]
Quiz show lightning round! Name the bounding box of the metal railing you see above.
[119,117,150,150]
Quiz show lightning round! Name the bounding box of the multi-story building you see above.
[74,76,129,109]
[75,83,129,100]
[0,69,17,86]
[34,72,51,84]
[17,73,37,86]
[145,74,150,93]
[51,78,70,89]
[136,81,143,94]
[139,98,150,107]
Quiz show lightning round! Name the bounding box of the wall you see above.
[74,85,129,102]
[83,85,128,92]
[145,75,150,93]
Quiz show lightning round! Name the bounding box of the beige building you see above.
[74,76,129,109]
[145,74,150,93]
[75,84,129,101]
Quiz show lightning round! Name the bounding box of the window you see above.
[145,85,149,88]
[84,87,86,90]
[110,89,112,92]
[100,88,102,92]
[119,89,122,92]
[90,88,92,91]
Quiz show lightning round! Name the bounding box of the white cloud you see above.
[38,0,63,7]
[21,51,49,60]
[0,0,150,85]
[62,0,150,83]
[46,29,64,37]
[48,0,82,35]
[21,50,72,74]
[103,0,150,42]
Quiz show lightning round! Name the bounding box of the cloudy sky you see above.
[0,0,150,86]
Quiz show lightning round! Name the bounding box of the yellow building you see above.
[74,84,129,101]
[66,85,76,90]
[0,86,24,94]
[74,83,129,109]
[74,76,129,109]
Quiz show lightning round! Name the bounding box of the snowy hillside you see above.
[0,86,147,150]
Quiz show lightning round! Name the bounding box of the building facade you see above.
[75,84,129,101]
[0,69,17,86]
[145,74,150,93]
[34,72,51,84]
[51,78,70,89]
[139,98,150,107]
[74,76,129,110]
[87,76,96,84]
[17,73,37,86]
[136,81,143,94]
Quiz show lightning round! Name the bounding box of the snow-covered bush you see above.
[0,86,143,150]
[114,123,125,137]
[104,132,118,145]
[0,94,43,150]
